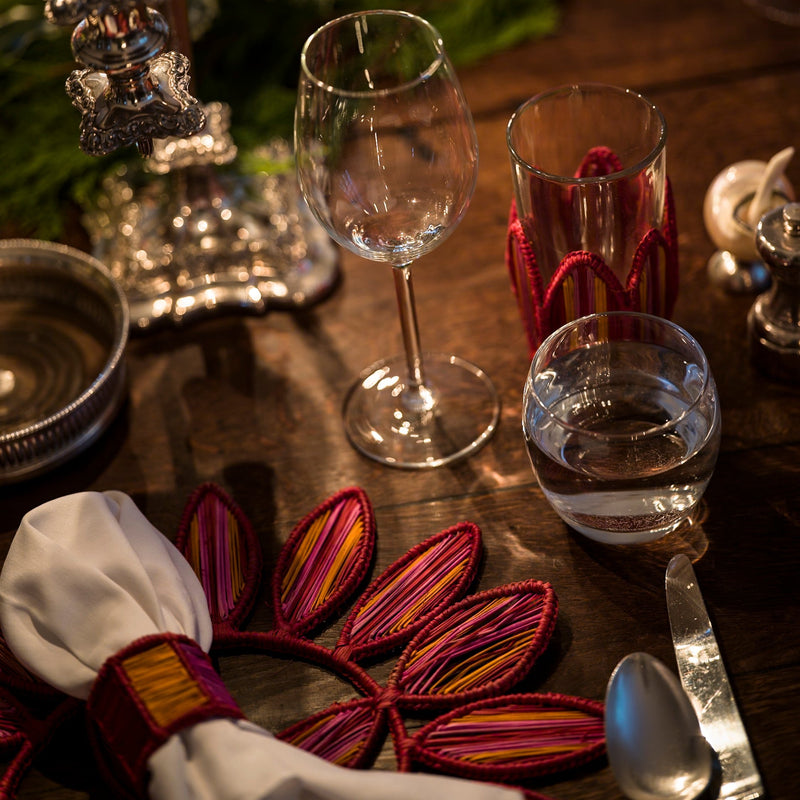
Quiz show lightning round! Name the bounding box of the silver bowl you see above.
[0,240,129,482]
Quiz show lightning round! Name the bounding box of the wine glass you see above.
[294,10,499,469]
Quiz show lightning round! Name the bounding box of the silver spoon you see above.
[605,652,714,800]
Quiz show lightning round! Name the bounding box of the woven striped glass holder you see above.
[506,84,679,357]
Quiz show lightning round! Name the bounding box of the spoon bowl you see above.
[605,652,714,800]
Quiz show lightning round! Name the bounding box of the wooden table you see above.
[2,0,799,797]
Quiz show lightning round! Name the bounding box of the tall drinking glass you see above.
[295,10,499,468]
[506,84,677,354]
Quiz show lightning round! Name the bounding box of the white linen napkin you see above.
[0,491,523,800]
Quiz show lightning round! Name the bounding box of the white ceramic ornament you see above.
[704,147,795,292]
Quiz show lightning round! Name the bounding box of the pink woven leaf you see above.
[391,581,557,709]
[336,523,482,661]
[176,483,262,634]
[273,487,375,636]
[277,698,385,768]
[408,693,605,782]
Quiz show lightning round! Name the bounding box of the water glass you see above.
[523,312,721,544]
[506,84,678,354]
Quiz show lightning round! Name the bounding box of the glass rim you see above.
[526,311,713,442]
[506,83,667,185]
[300,9,446,99]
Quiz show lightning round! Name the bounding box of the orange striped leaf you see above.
[336,523,481,661]
[273,487,375,636]
[391,581,557,708]
[278,697,385,768]
[176,483,262,634]
[409,693,605,781]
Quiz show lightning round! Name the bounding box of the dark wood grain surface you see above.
[2,0,799,797]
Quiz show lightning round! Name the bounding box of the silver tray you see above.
[0,240,129,482]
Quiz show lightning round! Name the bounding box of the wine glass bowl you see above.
[295,11,499,468]
[296,12,477,266]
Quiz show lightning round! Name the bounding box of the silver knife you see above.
[665,554,765,800]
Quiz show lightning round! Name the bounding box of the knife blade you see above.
[665,554,765,800]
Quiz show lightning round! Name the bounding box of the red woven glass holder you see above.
[506,148,679,357]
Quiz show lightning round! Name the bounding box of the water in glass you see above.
[524,334,721,544]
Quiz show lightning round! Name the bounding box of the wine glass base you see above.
[343,352,500,469]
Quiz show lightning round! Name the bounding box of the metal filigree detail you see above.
[47,1,205,156]
[44,0,104,26]
[67,50,205,157]
[83,139,339,329]
[148,101,238,174]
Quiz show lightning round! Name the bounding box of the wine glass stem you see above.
[393,264,434,413]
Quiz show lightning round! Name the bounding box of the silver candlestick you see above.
[45,0,338,330]
[45,0,206,156]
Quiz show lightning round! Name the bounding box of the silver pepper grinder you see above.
[748,202,800,382]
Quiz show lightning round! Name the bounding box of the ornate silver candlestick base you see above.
[84,132,338,331]
[46,0,207,157]
[45,2,339,331]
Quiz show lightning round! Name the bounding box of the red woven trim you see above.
[574,146,623,177]
[388,702,413,771]
[0,738,33,800]
[506,203,544,357]
[545,250,626,308]
[0,687,80,799]
[87,633,245,797]
[505,180,679,356]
